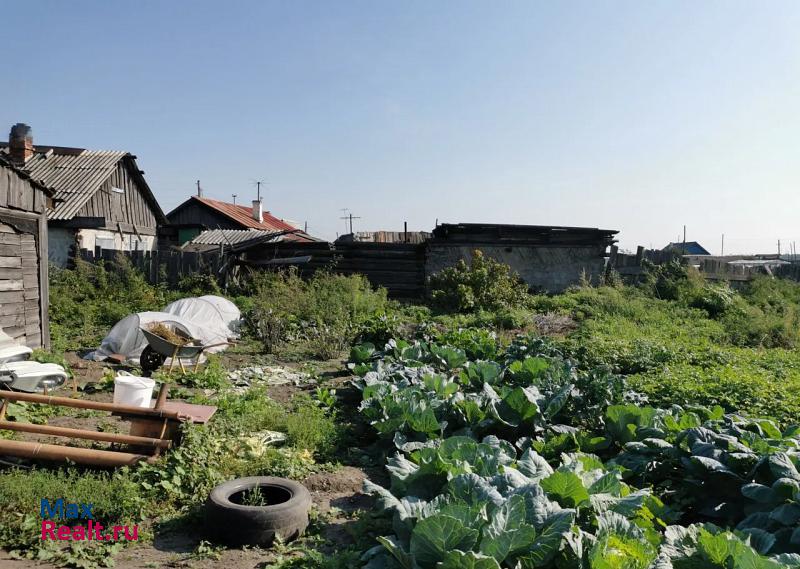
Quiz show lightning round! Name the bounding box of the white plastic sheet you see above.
[86,310,231,364]
[163,296,241,337]
[198,295,241,334]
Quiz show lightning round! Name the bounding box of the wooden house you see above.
[166,195,316,245]
[1,123,167,266]
[0,154,53,348]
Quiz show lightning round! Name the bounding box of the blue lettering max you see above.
[40,499,94,520]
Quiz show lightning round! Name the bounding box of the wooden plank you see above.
[4,326,24,339]
[0,313,25,328]
[0,268,23,281]
[38,212,49,348]
[0,244,22,256]
[0,234,21,245]
[0,256,22,268]
[0,303,24,316]
[23,273,38,289]
[0,280,23,292]
[24,333,41,348]
[0,291,24,304]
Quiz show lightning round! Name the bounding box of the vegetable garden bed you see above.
[351,336,800,568]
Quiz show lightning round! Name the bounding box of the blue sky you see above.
[3,1,799,252]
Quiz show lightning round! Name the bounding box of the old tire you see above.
[205,476,311,547]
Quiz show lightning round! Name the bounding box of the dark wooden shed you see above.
[0,155,52,348]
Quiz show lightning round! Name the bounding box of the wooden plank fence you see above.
[608,245,800,284]
[78,242,800,298]
[78,248,224,286]
[243,241,427,298]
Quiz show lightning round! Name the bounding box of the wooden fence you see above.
[79,248,224,286]
[608,245,800,284]
[80,242,800,298]
[78,242,426,298]
[242,241,426,298]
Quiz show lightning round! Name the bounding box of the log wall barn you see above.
[0,157,50,348]
[243,241,427,298]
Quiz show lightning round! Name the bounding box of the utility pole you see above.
[682,225,686,254]
[339,212,361,234]
[779,239,782,256]
[232,194,237,205]
[196,180,202,197]
[721,234,724,257]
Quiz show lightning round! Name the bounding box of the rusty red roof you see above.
[181,196,316,241]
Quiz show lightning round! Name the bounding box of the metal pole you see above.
[0,439,155,467]
[0,391,182,419]
[0,420,171,448]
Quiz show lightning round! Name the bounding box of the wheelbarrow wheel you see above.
[140,345,166,377]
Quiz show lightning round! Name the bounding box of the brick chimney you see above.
[8,123,34,164]
[252,199,263,222]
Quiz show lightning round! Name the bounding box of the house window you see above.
[96,237,115,250]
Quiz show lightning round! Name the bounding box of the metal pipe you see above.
[154,383,169,410]
[0,421,171,448]
[0,439,155,467]
[0,391,181,419]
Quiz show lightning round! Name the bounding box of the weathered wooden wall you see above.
[75,161,159,230]
[0,164,46,214]
[79,248,225,287]
[245,242,426,298]
[0,164,49,348]
[165,201,241,230]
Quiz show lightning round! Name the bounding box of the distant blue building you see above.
[663,241,711,255]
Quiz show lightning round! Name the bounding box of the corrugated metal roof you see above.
[189,229,281,245]
[1,145,126,220]
[182,228,308,253]
[192,196,302,232]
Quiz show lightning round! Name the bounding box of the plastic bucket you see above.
[113,372,156,408]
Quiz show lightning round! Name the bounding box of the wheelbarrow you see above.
[139,327,229,376]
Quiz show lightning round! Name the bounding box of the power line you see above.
[339,211,362,234]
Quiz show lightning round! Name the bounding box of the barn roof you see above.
[0,154,54,196]
[0,144,166,223]
[663,241,711,255]
[431,223,618,246]
[168,195,316,240]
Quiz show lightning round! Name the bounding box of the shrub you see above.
[428,250,530,313]
[176,273,222,296]
[284,395,339,458]
[49,256,227,352]
[245,269,388,357]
